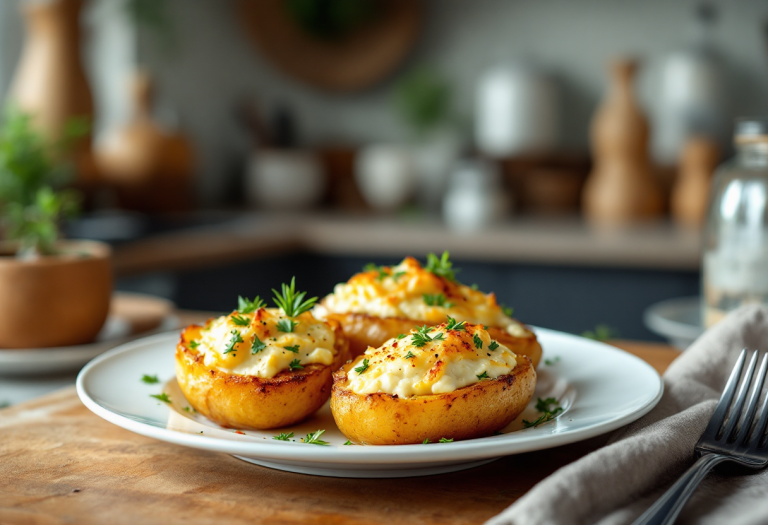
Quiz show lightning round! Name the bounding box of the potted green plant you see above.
[0,108,112,348]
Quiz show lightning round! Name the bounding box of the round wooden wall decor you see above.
[238,0,422,92]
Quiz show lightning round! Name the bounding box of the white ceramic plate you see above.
[644,296,702,350]
[0,315,179,376]
[77,328,663,478]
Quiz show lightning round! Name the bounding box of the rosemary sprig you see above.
[272,277,318,318]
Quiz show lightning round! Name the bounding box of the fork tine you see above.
[748,354,768,449]
[720,350,759,442]
[702,349,747,439]
[736,351,768,446]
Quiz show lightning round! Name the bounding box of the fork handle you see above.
[631,453,730,525]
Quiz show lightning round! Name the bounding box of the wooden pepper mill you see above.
[95,71,194,212]
[671,136,720,228]
[582,59,663,225]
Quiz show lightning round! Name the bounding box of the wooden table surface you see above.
[0,325,679,525]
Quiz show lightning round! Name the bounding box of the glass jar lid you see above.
[734,118,768,144]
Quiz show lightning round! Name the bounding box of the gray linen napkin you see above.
[488,304,768,525]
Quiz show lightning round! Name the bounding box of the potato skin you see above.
[324,312,542,368]
[330,356,537,445]
[175,321,349,430]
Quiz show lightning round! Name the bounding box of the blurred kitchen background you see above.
[3,0,768,343]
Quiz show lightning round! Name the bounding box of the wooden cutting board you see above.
[0,340,677,525]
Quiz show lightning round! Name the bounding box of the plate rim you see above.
[76,328,664,465]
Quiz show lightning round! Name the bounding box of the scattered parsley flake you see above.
[364,263,389,281]
[251,335,267,354]
[344,440,353,445]
[422,438,431,444]
[581,324,617,342]
[439,437,454,443]
[303,429,330,446]
[289,359,303,370]
[238,295,265,314]
[273,432,294,441]
[411,325,444,347]
[354,358,370,374]
[501,305,514,317]
[189,340,200,349]
[423,293,452,308]
[272,277,318,318]
[231,314,250,326]
[150,393,171,404]
[477,371,489,380]
[277,319,298,333]
[425,251,459,282]
[141,374,159,384]
[404,351,416,359]
[488,341,500,351]
[445,316,466,332]
[473,334,483,350]
[544,356,561,366]
[396,333,407,340]
[284,345,300,353]
[523,397,564,428]
[392,271,406,281]
[223,330,244,354]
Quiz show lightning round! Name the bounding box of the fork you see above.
[633,349,768,525]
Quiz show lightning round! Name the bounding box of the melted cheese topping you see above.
[346,322,517,398]
[194,308,336,378]
[317,257,529,337]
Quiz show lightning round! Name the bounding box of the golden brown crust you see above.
[323,312,542,368]
[175,321,349,430]
[330,356,537,445]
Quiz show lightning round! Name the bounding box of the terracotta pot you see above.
[0,240,112,348]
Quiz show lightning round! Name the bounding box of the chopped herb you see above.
[231,314,250,326]
[423,293,452,308]
[544,356,561,366]
[488,341,500,351]
[445,316,466,332]
[150,393,171,404]
[523,397,563,428]
[396,333,407,340]
[392,271,406,281]
[182,406,192,412]
[425,251,459,282]
[404,351,416,359]
[501,305,514,317]
[477,371,489,380]
[238,295,265,314]
[223,330,244,354]
[272,277,318,318]
[344,440,353,445]
[354,358,370,374]
[141,374,159,384]
[364,263,389,281]
[473,334,483,350]
[581,324,617,342]
[188,340,200,349]
[470,283,479,291]
[273,432,294,441]
[411,325,445,347]
[276,319,298,333]
[303,429,330,446]
[251,335,267,354]
[439,437,454,443]
[422,438,431,444]
[284,345,300,353]
[289,359,303,370]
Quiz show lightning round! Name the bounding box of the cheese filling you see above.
[193,308,336,378]
[346,321,518,398]
[318,257,529,337]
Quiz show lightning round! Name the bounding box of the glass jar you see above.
[703,119,768,327]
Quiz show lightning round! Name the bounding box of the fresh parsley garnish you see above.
[189,340,200,349]
[425,251,459,282]
[273,432,294,441]
[364,263,389,281]
[141,374,159,384]
[392,271,406,281]
[303,429,330,446]
[411,325,445,347]
[501,305,514,317]
[396,333,407,340]
[223,330,243,354]
[238,295,265,314]
[473,333,483,349]
[284,345,300,353]
[404,351,416,359]
[344,440,353,445]
[476,371,489,380]
[439,437,454,443]
[289,359,303,370]
[354,358,370,374]
[544,356,561,366]
[251,335,267,354]
[581,324,617,342]
[231,314,250,326]
[523,397,564,428]
[422,438,431,444]
[276,319,298,333]
[445,316,466,332]
[272,277,318,318]
[488,341,500,351]
[423,293,452,308]
[150,393,171,404]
